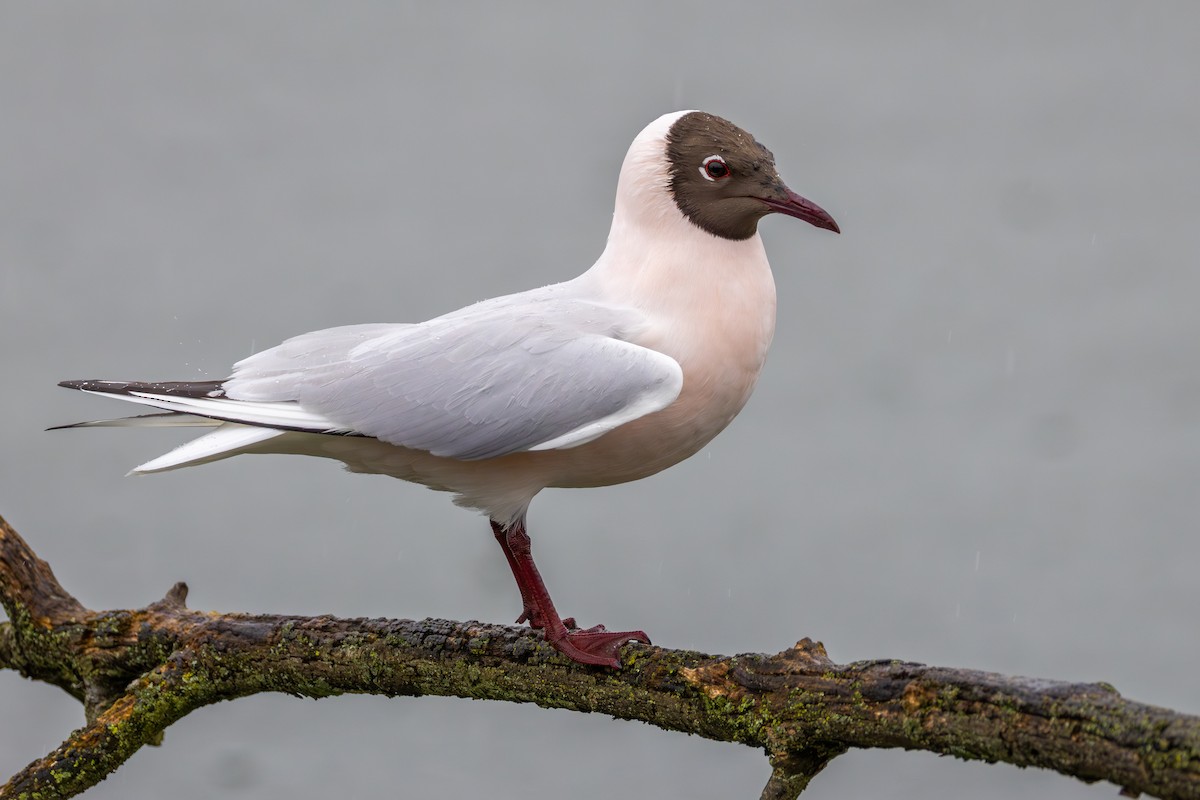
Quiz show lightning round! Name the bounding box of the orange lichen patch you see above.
[785,638,830,663]
[902,682,939,715]
[680,661,735,700]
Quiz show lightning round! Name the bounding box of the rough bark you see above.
[1,512,1197,800]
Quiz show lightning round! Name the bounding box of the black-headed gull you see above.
[55,111,839,667]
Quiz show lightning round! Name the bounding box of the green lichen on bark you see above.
[4,513,1200,800]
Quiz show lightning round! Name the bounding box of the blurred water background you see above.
[2,3,1198,798]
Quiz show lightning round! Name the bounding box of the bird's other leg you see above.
[490,518,650,668]
[490,519,542,627]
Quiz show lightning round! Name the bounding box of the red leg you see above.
[490,520,540,626]
[490,519,650,668]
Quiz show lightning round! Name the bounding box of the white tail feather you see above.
[130,424,285,475]
[77,388,350,433]
[49,413,222,430]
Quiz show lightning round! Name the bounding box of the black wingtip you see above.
[58,379,139,393]
[55,379,226,398]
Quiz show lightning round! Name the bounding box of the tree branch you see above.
[2,511,1197,799]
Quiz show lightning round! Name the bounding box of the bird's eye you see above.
[700,155,730,182]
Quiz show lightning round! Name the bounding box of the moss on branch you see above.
[2,513,1197,800]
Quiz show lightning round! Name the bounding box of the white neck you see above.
[577,111,777,368]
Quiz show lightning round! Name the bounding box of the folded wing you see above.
[60,295,685,464]
[225,300,683,460]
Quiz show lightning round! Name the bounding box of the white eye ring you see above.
[699,154,729,182]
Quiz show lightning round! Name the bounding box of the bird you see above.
[53,110,839,668]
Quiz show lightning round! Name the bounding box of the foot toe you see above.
[549,627,651,668]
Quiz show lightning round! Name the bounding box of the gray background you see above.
[2,3,1197,798]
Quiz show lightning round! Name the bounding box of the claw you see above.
[546,627,652,669]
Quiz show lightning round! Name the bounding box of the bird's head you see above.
[617,110,839,241]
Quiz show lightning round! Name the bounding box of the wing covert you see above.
[223,301,682,460]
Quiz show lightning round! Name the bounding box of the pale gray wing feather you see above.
[224,296,682,460]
